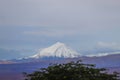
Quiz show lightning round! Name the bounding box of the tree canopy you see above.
[24,60,119,80]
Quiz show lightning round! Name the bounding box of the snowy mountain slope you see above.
[30,42,80,58]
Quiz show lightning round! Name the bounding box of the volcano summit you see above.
[30,42,80,59]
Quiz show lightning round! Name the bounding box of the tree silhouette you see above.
[24,60,119,80]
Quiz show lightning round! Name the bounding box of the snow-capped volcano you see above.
[31,42,80,58]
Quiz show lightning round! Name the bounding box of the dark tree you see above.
[24,60,119,80]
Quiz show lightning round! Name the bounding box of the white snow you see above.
[30,42,80,58]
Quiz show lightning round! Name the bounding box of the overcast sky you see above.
[0,0,120,59]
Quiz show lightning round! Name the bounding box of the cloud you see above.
[97,41,120,49]
[1,0,120,39]
[97,42,117,47]
[0,48,21,60]
[23,28,78,37]
[0,48,35,60]
[86,52,120,57]
[0,0,120,28]
[84,41,120,57]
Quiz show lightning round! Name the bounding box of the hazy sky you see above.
[0,0,120,59]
